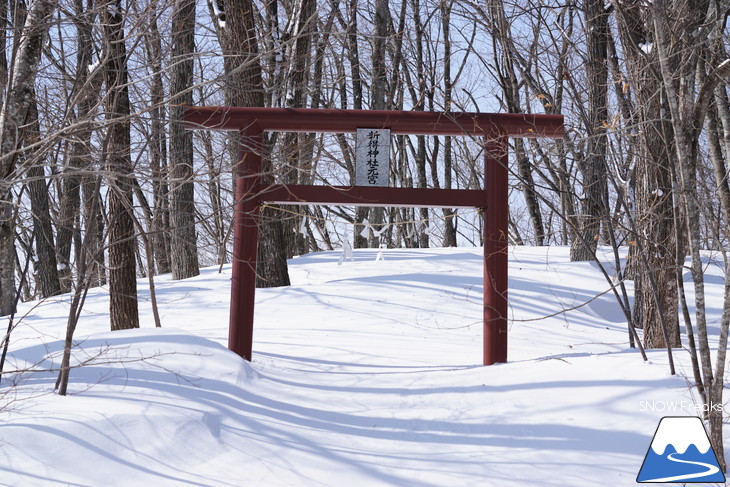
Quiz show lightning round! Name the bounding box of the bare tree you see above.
[24,95,61,298]
[101,0,139,330]
[169,0,200,280]
[144,0,172,275]
[647,0,730,467]
[0,0,54,316]
[215,0,290,287]
[485,0,546,247]
[611,0,681,350]
[570,0,609,261]
[56,0,98,293]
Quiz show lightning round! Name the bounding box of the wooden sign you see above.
[355,128,390,187]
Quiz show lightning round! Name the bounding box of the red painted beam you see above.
[184,106,564,139]
[229,126,264,362]
[257,184,487,209]
[483,139,509,365]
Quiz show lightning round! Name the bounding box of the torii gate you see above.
[184,107,563,365]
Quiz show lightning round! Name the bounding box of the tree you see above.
[144,0,172,275]
[439,0,458,247]
[56,0,98,293]
[612,0,681,350]
[215,0,290,287]
[25,96,61,298]
[0,0,54,316]
[276,0,316,258]
[169,0,200,280]
[646,0,730,467]
[570,0,609,261]
[485,0,546,247]
[101,0,139,330]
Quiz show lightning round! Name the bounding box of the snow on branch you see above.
[717,59,730,79]
[210,0,225,28]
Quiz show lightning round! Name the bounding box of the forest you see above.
[0,0,729,469]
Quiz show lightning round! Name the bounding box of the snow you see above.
[0,246,725,486]
[639,42,654,54]
[210,0,225,29]
[87,59,100,74]
[338,239,354,265]
[650,417,711,455]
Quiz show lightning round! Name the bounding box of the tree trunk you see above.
[340,0,369,249]
[614,0,681,348]
[218,0,290,287]
[650,0,730,466]
[440,0,456,247]
[146,0,171,275]
[365,0,390,247]
[101,0,138,330]
[169,0,200,280]
[570,0,609,261]
[25,98,61,298]
[409,0,429,248]
[199,130,227,266]
[0,0,7,90]
[708,95,730,470]
[0,0,54,315]
[487,0,545,246]
[281,0,316,258]
[56,0,96,293]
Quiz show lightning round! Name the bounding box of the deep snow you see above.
[0,246,726,486]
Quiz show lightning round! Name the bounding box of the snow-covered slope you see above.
[0,246,722,486]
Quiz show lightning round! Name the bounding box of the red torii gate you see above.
[184,107,563,365]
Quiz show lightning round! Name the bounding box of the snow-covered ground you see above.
[0,246,725,486]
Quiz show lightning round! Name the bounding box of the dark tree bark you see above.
[0,0,7,89]
[0,0,54,315]
[25,97,61,298]
[280,0,316,258]
[344,0,363,111]
[487,0,545,246]
[338,0,369,248]
[440,0,456,247]
[405,0,429,248]
[101,0,138,330]
[146,0,171,275]
[366,0,390,247]
[169,0,200,280]
[570,0,609,261]
[56,0,97,293]
[613,1,680,348]
[217,0,290,287]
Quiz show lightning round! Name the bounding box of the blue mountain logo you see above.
[637,416,726,483]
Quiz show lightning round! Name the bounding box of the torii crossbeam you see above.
[184,107,564,365]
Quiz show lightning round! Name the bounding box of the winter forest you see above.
[1,0,730,477]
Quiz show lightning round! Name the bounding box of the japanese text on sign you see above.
[355,128,390,187]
